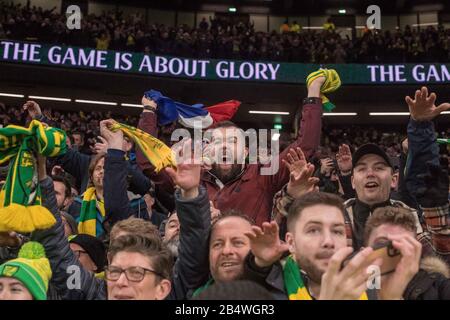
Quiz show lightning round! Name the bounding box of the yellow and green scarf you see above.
[283,255,368,300]
[306,68,341,112]
[110,122,176,172]
[0,120,67,233]
[437,138,450,145]
[77,187,105,237]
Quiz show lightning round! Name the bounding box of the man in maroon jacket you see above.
[136,77,324,226]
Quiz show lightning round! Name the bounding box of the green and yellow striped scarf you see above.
[306,68,341,112]
[437,138,450,145]
[77,187,105,237]
[110,122,176,172]
[0,120,67,232]
[283,255,368,300]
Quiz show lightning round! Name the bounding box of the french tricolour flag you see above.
[144,90,241,129]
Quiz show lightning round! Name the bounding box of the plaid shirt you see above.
[421,203,450,261]
[272,187,450,264]
[271,185,293,224]
[343,198,430,249]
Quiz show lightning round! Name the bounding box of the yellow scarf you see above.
[110,122,176,172]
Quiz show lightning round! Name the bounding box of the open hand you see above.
[406,86,450,122]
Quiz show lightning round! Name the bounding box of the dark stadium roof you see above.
[93,0,449,15]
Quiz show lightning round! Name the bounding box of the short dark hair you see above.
[108,234,173,281]
[211,210,255,233]
[210,120,239,130]
[71,131,84,139]
[52,175,71,199]
[287,192,345,232]
[110,217,160,242]
[364,206,417,245]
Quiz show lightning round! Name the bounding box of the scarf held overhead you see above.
[306,68,341,112]
[110,122,176,173]
[0,120,67,232]
[283,255,368,300]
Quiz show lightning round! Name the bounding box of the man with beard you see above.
[161,212,180,258]
[161,202,220,259]
[136,75,325,226]
[243,192,384,300]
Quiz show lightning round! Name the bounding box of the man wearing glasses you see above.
[31,138,210,300]
[69,234,107,274]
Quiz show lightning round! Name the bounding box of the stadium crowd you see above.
[1,1,450,63]
[0,65,449,300]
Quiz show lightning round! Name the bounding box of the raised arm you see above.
[404,86,450,263]
[268,76,324,194]
[32,154,105,300]
[23,100,91,192]
[165,139,211,299]
[101,120,135,227]
[135,96,175,211]
[136,96,159,172]
[404,87,447,200]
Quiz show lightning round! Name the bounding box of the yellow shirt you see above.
[323,22,335,31]
[96,38,109,50]
[290,24,301,33]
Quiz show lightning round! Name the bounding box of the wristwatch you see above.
[143,105,156,112]
[302,97,322,105]
[33,113,45,121]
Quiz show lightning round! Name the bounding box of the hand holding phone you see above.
[341,241,401,276]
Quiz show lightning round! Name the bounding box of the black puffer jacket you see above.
[404,256,450,300]
[33,176,211,300]
[0,247,19,265]
[33,176,106,300]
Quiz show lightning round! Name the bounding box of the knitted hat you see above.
[69,234,107,272]
[0,241,52,300]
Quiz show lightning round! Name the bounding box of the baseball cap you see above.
[352,144,394,169]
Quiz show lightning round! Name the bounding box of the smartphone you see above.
[341,241,401,275]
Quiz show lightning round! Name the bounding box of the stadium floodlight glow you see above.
[271,133,280,141]
[339,9,346,14]
[249,110,290,115]
[369,112,410,116]
[323,112,357,116]
[412,22,438,27]
[0,92,25,98]
[121,103,143,108]
[28,95,71,102]
[229,7,237,12]
[75,99,117,106]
